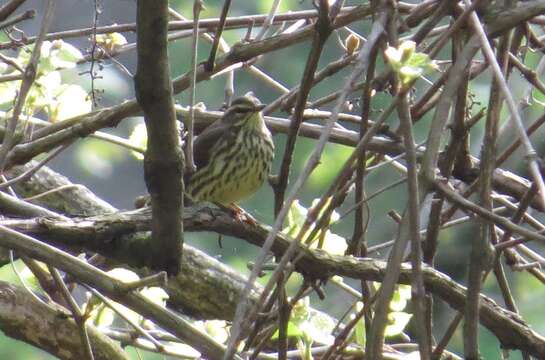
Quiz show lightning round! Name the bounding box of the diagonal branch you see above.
[271,0,334,215]
[0,280,128,360]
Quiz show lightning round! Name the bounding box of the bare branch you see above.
[134,0,183,274]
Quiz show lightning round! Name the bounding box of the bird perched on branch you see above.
[185,93,274,205]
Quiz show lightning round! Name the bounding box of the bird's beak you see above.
[256,104,266,111]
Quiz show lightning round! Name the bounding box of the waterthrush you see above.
[186,94,274,205]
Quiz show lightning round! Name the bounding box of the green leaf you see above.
[292,296,310,323]
[92,303,116,328]
[96,32,128,53]
[406,52,433,68]
[28,71,62,114]
[296,337,314,360]
[272,321,305,340]
[48,40,83,69]
[283,199,307,237]
[19,261,48,291]
[282,199,347,254]
[272,297,335,346]
[201,320,229,344]
[385,40,438,85]
[354,312,366,347]
[390,284,411,312]
[385,311,412,337]
[305,310,335,345]
[99,268,141,325]
[351,301,366,347]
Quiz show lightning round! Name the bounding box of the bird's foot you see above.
[223,203,258,226]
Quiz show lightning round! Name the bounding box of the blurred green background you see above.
[1,0,544,359]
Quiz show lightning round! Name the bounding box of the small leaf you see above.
[320,231,347,255]
[384,46,402,70]
[292,296,310,323]
[49,40,83,69]
[305,310,335,345]
[385,40,437,85]
[96,32,128,53]
[92,304,115,327]
[399,65,424,84]
[284,199,308,237]
[385,311,412,337]
[272,321,304,340]
[283,199,347,255]
[353,312,366,347]
[399,40,416,62]
[203,320,229,344]
[390,284,411,312]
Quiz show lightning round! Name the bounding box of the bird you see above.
[185,93,274,206]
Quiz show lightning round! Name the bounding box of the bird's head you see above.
[223,93,266,129]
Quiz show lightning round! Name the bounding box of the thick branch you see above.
[0,281,128,360]
[134,0,183,275]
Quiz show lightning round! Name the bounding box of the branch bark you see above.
[0,281,128,360]
[134,0,183,275]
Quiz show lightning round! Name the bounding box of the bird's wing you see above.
[192,120,231,170]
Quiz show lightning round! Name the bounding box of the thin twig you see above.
[186,0,204,174]
[254,0,282,41]
[49,266,95,360]
[205,0,231,71]
[0,9,35,30]
[88,0,101,107]
[0,6,367,51]
[271,0,334,216]
[0,0,26,21]
[0,142,72,190]
[398,88,431,359]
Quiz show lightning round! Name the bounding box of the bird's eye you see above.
[234,107,250,114]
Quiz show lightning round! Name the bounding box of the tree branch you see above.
[134,0,183,274]
[0,281,128,360]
